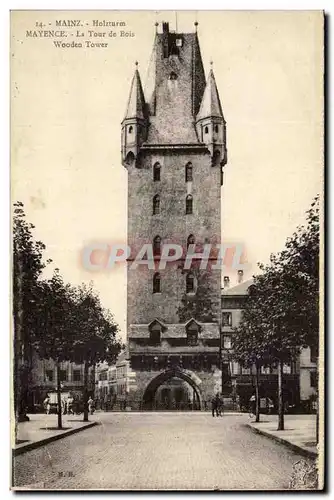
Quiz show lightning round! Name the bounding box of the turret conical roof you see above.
[196,69,224,121]
[123,69,146,121]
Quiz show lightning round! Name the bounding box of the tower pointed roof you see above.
[123,68,146,121]
[197,69,224,121]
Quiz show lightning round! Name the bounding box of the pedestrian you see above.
[104,392,109,412]
[249,394,256,415]
[218,394,224,417]
[214,392,220,417]
[88,396,95,415]
[43,395,50,415]
[211,395,217,417]
[67,394,74,415]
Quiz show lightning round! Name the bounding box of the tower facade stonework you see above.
[122,23,227,409]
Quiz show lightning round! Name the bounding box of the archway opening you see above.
[142,370,202,411]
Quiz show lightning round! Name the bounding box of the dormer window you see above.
[149,322,162,345]
[186,321,199,346]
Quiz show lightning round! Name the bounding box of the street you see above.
[13,412,311,490]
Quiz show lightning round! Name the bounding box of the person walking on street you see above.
[88,396,95,415]
[44,395,50,415]
[218,394,224,416]
[211,395,218,417]
[67,394,74,415]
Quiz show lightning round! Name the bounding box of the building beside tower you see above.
[121,22,227,409]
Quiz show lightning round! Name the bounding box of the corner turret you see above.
[196,66,227,171]
[121,64,148,168]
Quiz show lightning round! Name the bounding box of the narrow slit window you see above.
[185,163,193,182]
[186,195,193,215]
[186,272,195,293]
[153,236,161,256]
[153,163,161,182]
[153,273,161,293]
[187,234,195,249]
[153,195,160,215]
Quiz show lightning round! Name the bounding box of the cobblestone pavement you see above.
[13,413,314,490]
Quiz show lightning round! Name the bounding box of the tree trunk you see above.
[255,363,260,423]
[56,361,62,429]
[83,360,89,422]
[277,358,284,430]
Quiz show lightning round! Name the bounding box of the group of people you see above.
[211,392,224,417]
[43,394,95,415]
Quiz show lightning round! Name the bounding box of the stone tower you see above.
[121,22,227,409]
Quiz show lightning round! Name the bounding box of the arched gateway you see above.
[142,369,203,410]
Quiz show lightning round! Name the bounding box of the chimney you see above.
[237,270,244,284]
[223,276,230,289]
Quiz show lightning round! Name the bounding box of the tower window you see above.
[186,323,199,346]
[185,162,193,182]
[169,72,178,81]
[125,151,135,166]
[153,235,161,256]
[214,125,219,133]
[153,273,161,293]
[149,323,161,345]
[153,194,160,215]
[153,162,161,182]
[187,234,195,249]
[186,272,195,294]
[186,195,193,215]
[223,335,232,349]
[204,126,209,134]
[222,312,232,327]
[128,125,133,134]
[45,369,54,382]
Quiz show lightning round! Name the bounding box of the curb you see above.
[246,424,317,459]
[13,421,99,457]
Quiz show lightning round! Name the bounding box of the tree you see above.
[232,196,319,430]
[69,284,122,421]
[33,270,75,429]
[13,202,51,426]
[232,288,270,423]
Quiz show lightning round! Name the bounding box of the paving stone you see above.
[12,413,316,490]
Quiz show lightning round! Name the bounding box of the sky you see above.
[11,10,323,340]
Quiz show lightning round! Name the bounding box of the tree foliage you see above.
[13,202,51,420]
[232,196,320,428]
[13,202,123,425]
[233,195,319,361]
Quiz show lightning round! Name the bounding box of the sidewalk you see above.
[247,414,317,458]
[13,414,98,456]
